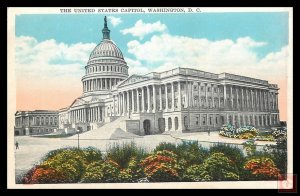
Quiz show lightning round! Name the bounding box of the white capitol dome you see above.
[82,16,128,96]
[89,39,124,60]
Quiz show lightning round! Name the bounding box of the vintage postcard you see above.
[7,7,293,189]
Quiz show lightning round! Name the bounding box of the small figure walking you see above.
[208,129,210,136]
[15,141,19,150]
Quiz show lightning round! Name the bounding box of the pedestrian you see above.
[15,141,19,150]
[208,129,210,136]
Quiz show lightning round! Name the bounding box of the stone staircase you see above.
[70,116,139,140]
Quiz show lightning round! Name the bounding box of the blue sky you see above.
[16,12,288,60]
[15,11,290,119]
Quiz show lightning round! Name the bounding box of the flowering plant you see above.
[140,150,183,182]
[244,157,281,180]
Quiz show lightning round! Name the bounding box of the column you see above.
[185,81,189,108]
[98,106,101,121]
[117,94,120,115]
[236,87,239,110]
[212,84,215,109]
[178,81,182,110]
[246,88,249,110]
[123,92,126,115]
[136,89,140,113]
[171,82,175,111]
[91,107,94,122]
[141,88,145,112]
[82,109,84,122]
[113,96,115,116]
[95,107,97,121]
[250,89,254,110]
[241,88,244,110]
[275,93,279,110]
[165,84,168,110]
[153,85,156,112]
[230,85,233,109]
[131,90,135,113]
[216,86,220,109]
[189,82,193,107]
[224,85,227,109]
[90,108,93,122]
[127,90,130,114]
[79,109,81,122]
[104,78,106,90]
[93,107,96,122]
[205,83,208,108]
[147,86,150,112]
[255,90,258,111]
[159,85,162,110]
[198,82,201,108]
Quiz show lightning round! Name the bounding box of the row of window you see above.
[87,65,127,74]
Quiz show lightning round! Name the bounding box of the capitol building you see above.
[58,17,280,136]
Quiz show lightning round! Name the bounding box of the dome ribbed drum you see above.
[82,16,128,95]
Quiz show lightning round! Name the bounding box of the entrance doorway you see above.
[23,129,26,135]
[143,120,151,135]
[158,118,165,133]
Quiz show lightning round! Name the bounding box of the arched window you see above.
[175,117,179,130]
[103,66,105,71]
[45,117,49,125]
[50,117,53,125]
[99,66,101,71]
[168,117,172,131]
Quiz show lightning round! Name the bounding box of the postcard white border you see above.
[7,7,293,189]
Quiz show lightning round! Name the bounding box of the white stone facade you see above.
[14,110,58,136]
[58,17,280,135]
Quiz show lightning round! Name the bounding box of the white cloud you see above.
[107,16,122,27]
[15,36,96,80]
[125,57,150,75]
[121,20,167,40]
[126,33,288,83]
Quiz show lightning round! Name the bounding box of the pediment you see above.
[118,74,150,87]
[70,98,86,107]
[89,96,101,103]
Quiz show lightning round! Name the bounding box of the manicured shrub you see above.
[210,143,245,171]
[201,152,239,181]
[41,148,86,182]
[82,146,103,164]
[82,160,120,183]
[155,141,208,166]
[140,150,184,182]
[154,142,177,153]
[182,165,212,182]
[244,157,281,180]
[106,142,147,168]
[118,158,145,183]
[22,165,67,184]
[176,141,208,166]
